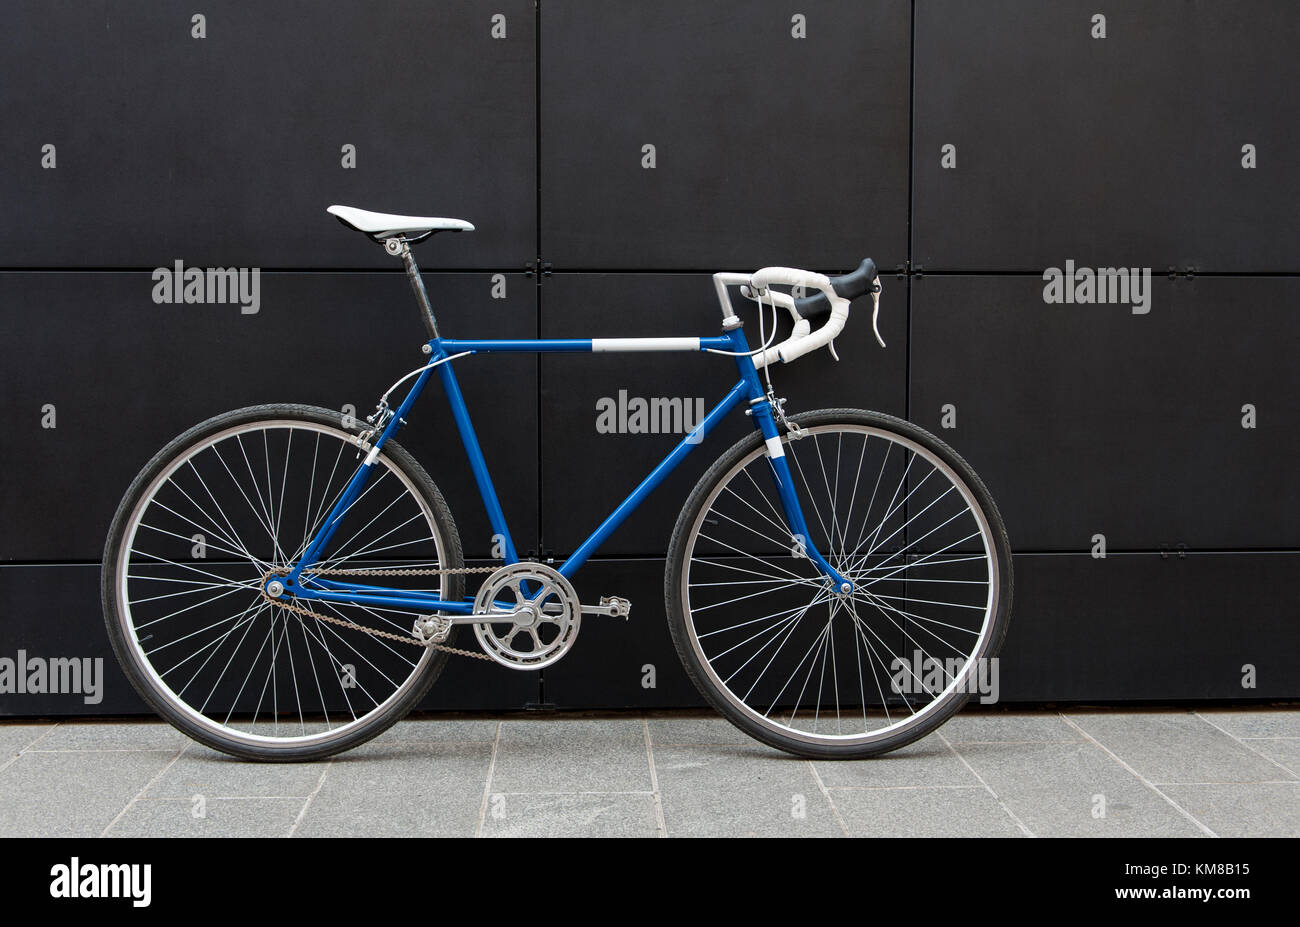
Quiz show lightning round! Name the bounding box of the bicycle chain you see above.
[260,565,499,660]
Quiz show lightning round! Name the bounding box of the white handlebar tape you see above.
[748,267,850,368]
[754,318,810,368]
[749,266,832,292]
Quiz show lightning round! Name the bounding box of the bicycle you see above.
[102,204,1012,762]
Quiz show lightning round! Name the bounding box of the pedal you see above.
[412,615,453,644]
[581,596,632,620]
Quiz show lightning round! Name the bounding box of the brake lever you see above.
[870,281,885,348]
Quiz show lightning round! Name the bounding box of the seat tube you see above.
[433,347,520,565]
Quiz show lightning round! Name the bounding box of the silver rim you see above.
[114,418,449,750]
[680,423,1001,748]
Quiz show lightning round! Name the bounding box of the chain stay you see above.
[260,565,498,659]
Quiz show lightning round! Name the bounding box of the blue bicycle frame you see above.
[275,322,854,613]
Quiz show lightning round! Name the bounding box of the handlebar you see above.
[792,259,879,321]
[715,258,882,368]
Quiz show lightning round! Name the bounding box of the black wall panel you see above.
[540,0,911,270]
[909,274,1300,552]
[913,0,1300,272]
[425,644,540,711]
[0,271,539,561]
[0,0,536,268]
[538,273,907,557]
[543,558,706,709]
[998,552,1300,701]
[0,566,143,715]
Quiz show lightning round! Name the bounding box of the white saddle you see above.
[327,205,474,239]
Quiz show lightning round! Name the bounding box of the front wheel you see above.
[666,408,1012,759]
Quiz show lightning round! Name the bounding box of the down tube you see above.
[558,380,749,579]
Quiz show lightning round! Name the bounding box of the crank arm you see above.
[450,609,523,625]
[466,597,632,622]
[537,596,630,619]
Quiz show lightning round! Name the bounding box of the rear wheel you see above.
[666,409,1012,758]
[102,404,464,761]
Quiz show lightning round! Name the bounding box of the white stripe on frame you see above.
[591,337,701,352]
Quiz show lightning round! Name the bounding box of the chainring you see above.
[472,562,581,670]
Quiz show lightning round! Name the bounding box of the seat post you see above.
[388,238,441,338]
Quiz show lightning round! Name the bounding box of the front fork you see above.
[747,397,854,594]
[728,329,854,594]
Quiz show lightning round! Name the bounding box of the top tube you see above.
[436,336,735,354]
